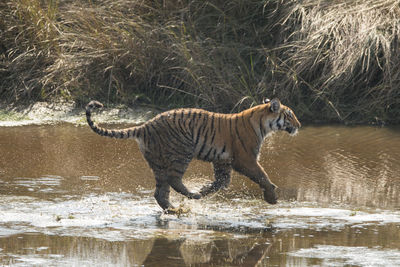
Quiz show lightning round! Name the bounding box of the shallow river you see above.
[0,124,399,266]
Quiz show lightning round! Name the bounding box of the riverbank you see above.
[1,0,399,124]
[0,100,394,127]
[0,101,157,127]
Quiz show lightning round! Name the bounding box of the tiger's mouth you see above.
[286,127,298,135]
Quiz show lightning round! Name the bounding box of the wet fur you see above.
[86,99,301,212]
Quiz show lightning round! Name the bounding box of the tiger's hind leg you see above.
[166,157,201,200]
[200,162,232,197]
[167,173,202,200]
[153,172,195,214]
[154,173,188,214]
[154,179,172,211]
[152,167,173,210]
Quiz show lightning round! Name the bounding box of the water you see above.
[0,124,399,266]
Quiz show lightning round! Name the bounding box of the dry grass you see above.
[271,0,400,123]
[1,0,399,123]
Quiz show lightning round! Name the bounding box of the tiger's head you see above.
[264,98,301,136]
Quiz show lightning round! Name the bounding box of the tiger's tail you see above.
[85,100,140,139]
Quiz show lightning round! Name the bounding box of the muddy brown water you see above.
[0,124,399,266]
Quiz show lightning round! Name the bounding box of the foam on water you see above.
[1,192,400,266]
[0,193,161,241]
[0,227,22,237]
[262,206,400,229]
[1,192,400,241]
[288,245,400,267]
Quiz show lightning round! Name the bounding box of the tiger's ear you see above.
[270,98,281,113]
[263,97,271,104]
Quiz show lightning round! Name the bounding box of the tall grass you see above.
[1,0,399,123]
[272,0,400,123]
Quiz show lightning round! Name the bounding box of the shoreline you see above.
[0,101,158,127]
[0,101,395,127]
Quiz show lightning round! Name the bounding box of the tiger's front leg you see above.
[233,161,278,204]
[200,162,232,197]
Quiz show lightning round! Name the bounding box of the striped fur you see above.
[86,98,300,212]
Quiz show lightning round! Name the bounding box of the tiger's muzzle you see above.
[286,126,298,136]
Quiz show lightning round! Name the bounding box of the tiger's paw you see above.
[188,193,201,200]
[263,187,278,205]
[165,204,191,216]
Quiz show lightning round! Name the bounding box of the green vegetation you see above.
[1,0,399,124]
[0,110,27,121]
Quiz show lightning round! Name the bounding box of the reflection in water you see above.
[1,224,400,266]
[180,239,213,265]
[0,124,400,266]
[0,235,154,266]
[64,237,155,266]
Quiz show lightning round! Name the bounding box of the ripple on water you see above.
[8,175,64,194]
[80,176,100,181]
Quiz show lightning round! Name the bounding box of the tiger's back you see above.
[141,108,235,163]
[86,98,300,213]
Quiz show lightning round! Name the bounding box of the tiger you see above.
[86,98,301,213]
